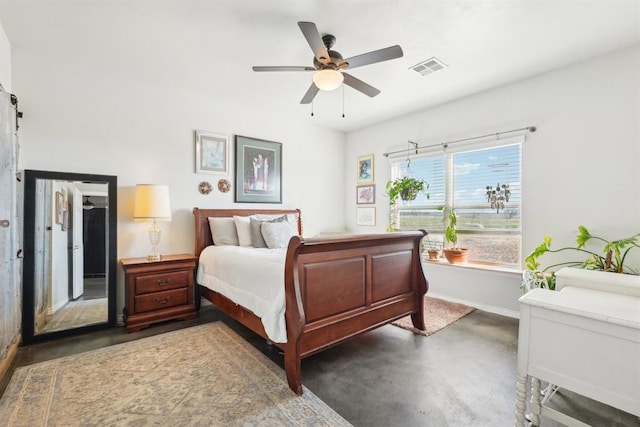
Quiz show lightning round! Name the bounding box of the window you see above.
[390,137,522,267]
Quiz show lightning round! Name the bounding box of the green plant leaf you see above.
[575,225,592,248]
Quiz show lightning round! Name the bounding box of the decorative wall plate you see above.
[218,179,231,193]
[198,181,213,195]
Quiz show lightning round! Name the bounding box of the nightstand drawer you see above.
[134,288,188,313]
[134,270,190,294]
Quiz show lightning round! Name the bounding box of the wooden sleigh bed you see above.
[193,208,428,395]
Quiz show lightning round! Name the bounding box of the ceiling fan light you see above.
[83,196,95,210]
[313,69,344,91]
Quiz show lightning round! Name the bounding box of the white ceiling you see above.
[1,0,639,132]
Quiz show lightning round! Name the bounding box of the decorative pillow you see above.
[261,220,298,249]
[250,215,287,248]
[233,215,254,247]
[208,217,239,246]
[255,213,298,224]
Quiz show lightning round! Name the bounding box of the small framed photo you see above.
[356,207,376,226]
[356,184,375,204]
[357,154,374,184]
[235,135,282,203]
[55,191,64,225]
[195,130,229,174]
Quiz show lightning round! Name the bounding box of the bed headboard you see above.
[193,208,303,257]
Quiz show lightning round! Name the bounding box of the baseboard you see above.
[0,339,20,392]
[427,292,520,319]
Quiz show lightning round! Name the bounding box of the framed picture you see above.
[195,130,229,174]
[55,191,64,225]
[235,135,282,203]
[357,154,374,184]
[356,184,375,204]
[356,207,376,226]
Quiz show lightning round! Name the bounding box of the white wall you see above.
[345,45,640,316]
[0,21,10,91]
[50,181,69,313]
[12,49,347,313]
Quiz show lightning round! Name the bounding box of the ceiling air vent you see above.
[410,57,447,76]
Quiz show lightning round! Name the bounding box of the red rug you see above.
[391,296,476,336]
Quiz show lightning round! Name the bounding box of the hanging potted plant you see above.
[385,176,429,205]
[385,177,429,231]
[440,208,469,263]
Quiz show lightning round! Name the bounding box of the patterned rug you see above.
[391,296,476,336]
[0,322,350,426]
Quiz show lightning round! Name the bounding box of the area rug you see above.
[0,322,351,426]
[391,296,476,336]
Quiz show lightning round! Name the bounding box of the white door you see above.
[72,187,84,299]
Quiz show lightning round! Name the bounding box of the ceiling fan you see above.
[252,21,403,104]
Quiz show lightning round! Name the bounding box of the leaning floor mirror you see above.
[22,169,117,344]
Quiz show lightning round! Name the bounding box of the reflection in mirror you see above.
[23,170,117,344]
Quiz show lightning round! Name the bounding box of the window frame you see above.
[389,136,523,268]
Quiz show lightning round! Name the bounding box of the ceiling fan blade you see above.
[298,21,330,64]
[343,45,403,70]
[342,72,381,97]
[253,66,315,72]
[300,83,320,104]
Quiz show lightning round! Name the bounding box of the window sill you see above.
[423,258,522,275]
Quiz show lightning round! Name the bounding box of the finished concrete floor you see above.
[3,302,638,426]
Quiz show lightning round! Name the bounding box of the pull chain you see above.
[310,100,314,117]
[342,85,345,118]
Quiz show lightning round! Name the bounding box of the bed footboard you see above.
[283,231,428,394]
[192,208,427,395]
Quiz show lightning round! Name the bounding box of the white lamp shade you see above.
[133,184,171,221]
[313,69,344,91]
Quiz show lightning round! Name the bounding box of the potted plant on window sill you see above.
[440,208,469,263]
[523,225,639,291]
[385,176,429,231]
[424,236,443,260]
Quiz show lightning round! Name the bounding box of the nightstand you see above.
[121,253,198,333]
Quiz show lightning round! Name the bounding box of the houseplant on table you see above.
[440,208,469,263]
[385,176,429,231]
[524,225,640,290]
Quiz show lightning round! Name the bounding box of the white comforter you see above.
[196,245,288,343]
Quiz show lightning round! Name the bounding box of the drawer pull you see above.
[155,296,170,304]
[156,279,171,286]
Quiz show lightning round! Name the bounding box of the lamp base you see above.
[147,221,162,261]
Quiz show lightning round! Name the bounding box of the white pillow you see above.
[208,217,239,246]
[250,215,287,248]
[233,215,254,247]
[261,220,298,249]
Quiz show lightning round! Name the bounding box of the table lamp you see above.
[133,184,171,261]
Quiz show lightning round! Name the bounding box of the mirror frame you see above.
[22,169,117,344]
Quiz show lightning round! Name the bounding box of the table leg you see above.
[514,373,528,427]
[531,377,542,426]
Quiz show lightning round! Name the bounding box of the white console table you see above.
[514,268,640,426]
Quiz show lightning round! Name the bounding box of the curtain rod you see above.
[382,126,537,158]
